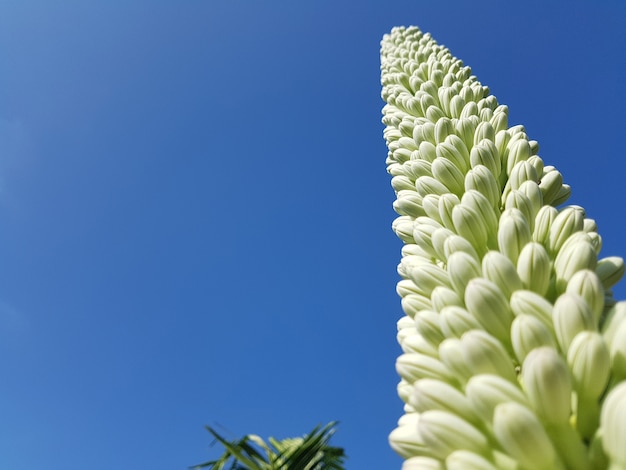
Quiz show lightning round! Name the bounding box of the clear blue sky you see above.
[0,1,625,468]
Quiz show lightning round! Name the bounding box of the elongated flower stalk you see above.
[381,26,626,469]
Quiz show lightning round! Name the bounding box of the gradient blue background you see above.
[0,1,625,468]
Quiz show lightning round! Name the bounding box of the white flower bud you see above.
[406,263,452,297]
[548,205,584,255]
[430,286,463,312]
[465,374,530,423]
[553,238,597,294]
[532,205,558,245]
[464,165,500,209]
[538,167,564,205]
[393,216,417,244]
[411,378,478,425]
[402,456,444,470]
[493,402,560,470]
[552,293,596,353]
[432,157,465,197]
[440,306,481,338]
[509,289,554,328]
[521,347,572,426]
[565,270,604,324]
[446,451,498,470]
[469,139,500,180]
[418,410,489,460]
[447,250,481,297]
[461,190,499,247]
[415,175,450,197]
[497,208,531,265]
[389,413,432,459]
[452,204,489,256]
[481,251,522,299]
[596,256,625,290]
[460,330,516,383]
[465,278,514,346]
[415,310,445,346]
[437,193,461,231]
[510,314,557,364]
[517,242,551,296]
[394,190,426,218]
[600,382,626,467]
[397,352,455,384]
[443,234,479,260]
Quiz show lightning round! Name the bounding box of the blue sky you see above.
[0,1,625,468]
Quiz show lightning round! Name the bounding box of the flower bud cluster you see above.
[382,26,626,469]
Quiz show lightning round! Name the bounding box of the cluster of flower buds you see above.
[382,26,626,469]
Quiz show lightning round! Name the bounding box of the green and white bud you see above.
[460,330,517,383]
[600,382,626,468]
[469,139,500,180]
[397,352,455,384]
[504,191,535,232]
[553,238,597,294]
[547,205,585,255]
[394,190,426,218]
[430,286,463,312]
[402,456,444,470]
[418,410,489,460]
[465,278,514,346]
[443,233,479,260]
[415,175,450,198]
[538,167,564,206]
[415,310,446,346]
[565,270,605,323]
[401,332,440,357]
[422,194,443,225]
[440,305,482,338]
[446,450,499,470]
[452,203,489,256]
[389,413,432,459]
[461,190,499,247]
[411,378,478,425]
[552,293,596,353]
[464,165,500,209]
[393,216,417,244]
[482,250,522,299]
[532,205,558,246]
[521,347,572,426]
[510,314,557,364]
[516,242,551,296]
[596,256,625,290]
[465,374,530,423]
[437,193,461,232]
[406,263,452,297]
[446,251,481,297]
[497,208,531,265]
[432,157,465,197]
[493,402,561,470]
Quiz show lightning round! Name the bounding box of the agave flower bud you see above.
[596,256,625,290]
[394,190,426,218]
[459,330,516,383]
[397,352,456,384]
[469,139,500,179]
[402,456,444,470]
[430,286,463,312]
[399,292,431,315]
[465,373,530,426]
[452,204,489,256]
[508,160,538,191]
[510,314,557,364]
[440,306,482,338]
[532,205,558,245]
[438,193,461,232]
[565,270,604,323]
[456,116,479,150]
[516,242,551,296]
[464,278,514,347]
[443,233,479,260]
[422,194,443,225]
[609,319,626,383]
[464,165,500,209]
[517,180,543,220]
[418,410,489,460]
[547,205,585,255]
[553,238,597,294]
[481,251,522,299]
[446,251,481,297]
[461,190,499,246]
[538,167,564,205]
[504,191,535,231]
[600,382,626,467]
[406,263,452,297]
[432,157,465,197]
[411,378,478,425]
[438,337,473,385]
[446,450,499,470]
[521,347,572,426]
[389,413,432,459]
[567,331,610,438]
[497,208,531,265]
[393,216,417,244]
[401,333,440,357]
[601,301,626,349]
[492,402,561,470]
[415,310,446,346]
[552,293,596,353]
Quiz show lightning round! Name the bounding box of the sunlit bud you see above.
[516,242,551,296]
[438,193,461,231]
[443,234,479,260]
[403,159,433,180]
[397,279,430,299]
[413,220,440,258]
[447,94,466,120]
[532,205,558,245]
[402,242,431,258]
[398,379,414,404]
[461,190,499,246]
[538,168,564,206]
[415,310,446,346]
[473,121,495,146]
[447,251,481,297]
[431,228,455,261]
[446,450,499,470]
[434,117,454,144]
[600,383,626,466]
[401,333,440,357]
[465,278,514,345]
[460,100,479,119]
[497,208,531,265]
[397,352,455,384]
[494,130,510,164]
[418,410,489,460]
[393,216,417,243]
[572,331,610,394]
[508,160,538,191]
[511,314,557,364]
[411,378,478,425]
[464,165,500,209]
[415,175,451,197]
[505,139,531,176]
[406,263,452,297]
[432,157,465,197]
[504,191,534,232]
[389,413,432,459]
[526,154,544,177]
[583,217,598,233]
[493,402,560,470]
[435,141,468,176]
[509,290,554,327]
[521,347,572,425]
[453,119,476,155]
[398,254,431,278]
[398,136,420,152]
[460,330,516,383]
[553,239,597,294]
[552,293,596,353]
[419,140,438,162]
[394,190,426,218]
[422,194,443,225]
[566,270,605,323]
[548,206,585,255]
[452,204,489,255]
[601,301,626,349]
[465,374,530,423]
[470,139,500,179]
[596,256,625,290]
[401,294,431,318]
[609,319,626,383]
[440,305,482,338]
[517,180,543,217]
[438,338,472,385]
[402,456,444,470]
[552,184,571,206]
[430,286,463,312]
[392,175,417,192]
[481,251,522,299]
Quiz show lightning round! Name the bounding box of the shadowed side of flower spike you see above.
[382,25,626,468]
